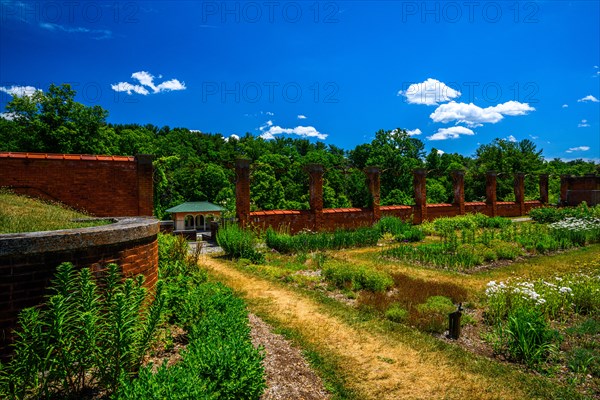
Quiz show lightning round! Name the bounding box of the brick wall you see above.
[560,174,600,206]
[0,218,159,358]
[0,152,154,217]
[236,159,562,232]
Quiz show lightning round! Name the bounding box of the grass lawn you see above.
[0,190,112,233]
[212,214,600,399]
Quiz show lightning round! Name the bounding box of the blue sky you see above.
[1,0,599,160]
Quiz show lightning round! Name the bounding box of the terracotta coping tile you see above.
[465,202,486,206]
[0,152,135,162]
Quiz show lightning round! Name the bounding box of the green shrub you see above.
[385,303,408,323]
[266,226,380,254]
[495,307,560,367]
[322,263,393,293]
[158,233,202,279]
[413,296,456,333]
[217,223,264,263]
[0,263,167,398]
[433,215,477,233]
[529,207,562,223]
[117,282,265,400]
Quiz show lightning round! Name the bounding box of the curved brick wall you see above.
[0,217,159,358]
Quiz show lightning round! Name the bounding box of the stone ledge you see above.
[0,217,159,257]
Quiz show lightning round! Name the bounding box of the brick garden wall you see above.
[0,218,159,358]
[235,159,594,233]
[0,152,154,217]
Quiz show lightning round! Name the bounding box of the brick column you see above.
[451,170,465,215]
[306,163,324,231]
[486,171,498,217]
[413,168,427,224]
[235,158,251,227]
[136,154,154,216]
[559,174,570,206]
[514,173,525,216]
[365,167,381,223]
[539,174,549,204]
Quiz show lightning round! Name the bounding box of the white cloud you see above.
[562,104,569,108]
[156,79,186,92]
[398,78,461,106]
[189,129,201,133]
[437,149,445,155]
[406,128,422,136]
[566,146,590,153]
[506,135,517,142]
[577,95,599,103]
[578,119,590,128]
[427,126,475,141]
[430,100,535,127]
[223,134,240,142]
[297,114,307,119]
[264,111,274,116]
[111,82,149,95]
[39,22,112,40]
[258,120,274,132]
[111,71,186,95]
[529,135,539,140]
[0,85,41,97]
[0,112,17,120]
[260,125,327,140]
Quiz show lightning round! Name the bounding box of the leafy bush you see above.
[529,203,600,223]
[117,282,265,399]
[322,263,393,293]
[385,303,408,323]
[376,217,424,242]
[493,307,560,367]
[0,263,166,398]
[158,233,202,278]
[412,296,456,333]
[217,223,264,263]
[529,207,562,224]
[266,226,380,254]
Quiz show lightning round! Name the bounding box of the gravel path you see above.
[248,313,331,400]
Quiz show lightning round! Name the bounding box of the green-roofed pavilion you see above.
[166,202,225,231]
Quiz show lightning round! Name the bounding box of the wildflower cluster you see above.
[549,217,600,231]
[548,217,600,246]
[485,273,600,324]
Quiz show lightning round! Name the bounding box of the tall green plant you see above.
[0,263,166,399]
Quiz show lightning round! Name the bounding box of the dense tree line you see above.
[1,84,597,218]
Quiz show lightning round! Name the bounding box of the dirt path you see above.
[249,313,331,400]
[202,256,528,400]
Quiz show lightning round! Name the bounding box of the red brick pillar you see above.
[514,173,525,216]
[451,170,465,215]
[486,171,498,217]
[236,158,251,227]
[413,168,427,224]
[136,154,154,216]
[559,174,570,206]
[539,174,549,204]
[306,163,324,231]
[365,167,381,223]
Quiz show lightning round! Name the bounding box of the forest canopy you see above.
[1,84,597,218]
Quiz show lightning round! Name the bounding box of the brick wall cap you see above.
[0,152,135,162]
[427,203,453,208]
[322,207,364,213]
[0,217,159,257]
[380,205,413,210]
[465,201,487,206]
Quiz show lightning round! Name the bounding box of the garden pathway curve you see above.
[201,256,530,400]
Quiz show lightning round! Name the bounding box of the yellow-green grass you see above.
[202,255,586,400]
[0,190,112,234]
